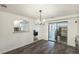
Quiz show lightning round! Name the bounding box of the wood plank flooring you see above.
[4,40,79,54]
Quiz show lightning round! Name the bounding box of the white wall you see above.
[67,18,78,47]
[0,11,33,53]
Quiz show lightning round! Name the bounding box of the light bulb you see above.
[42,19,46,22]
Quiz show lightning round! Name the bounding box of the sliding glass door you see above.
[48,23,57,42]
[48,21,68,43]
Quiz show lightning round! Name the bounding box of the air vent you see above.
[0,4,7,8]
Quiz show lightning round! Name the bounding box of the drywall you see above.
[0,11,33,53]
[67,18,78,47]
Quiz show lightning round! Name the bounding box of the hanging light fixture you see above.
[36,10,45,25]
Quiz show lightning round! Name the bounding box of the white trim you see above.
[46,14,79,22]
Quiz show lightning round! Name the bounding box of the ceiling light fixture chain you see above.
[39,10,42,22]
[36,10,45,25]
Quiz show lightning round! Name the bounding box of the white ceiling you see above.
[0,4,79,19]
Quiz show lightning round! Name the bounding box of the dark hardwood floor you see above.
[4,40,79,54]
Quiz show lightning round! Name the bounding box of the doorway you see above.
[48,21,68,44]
